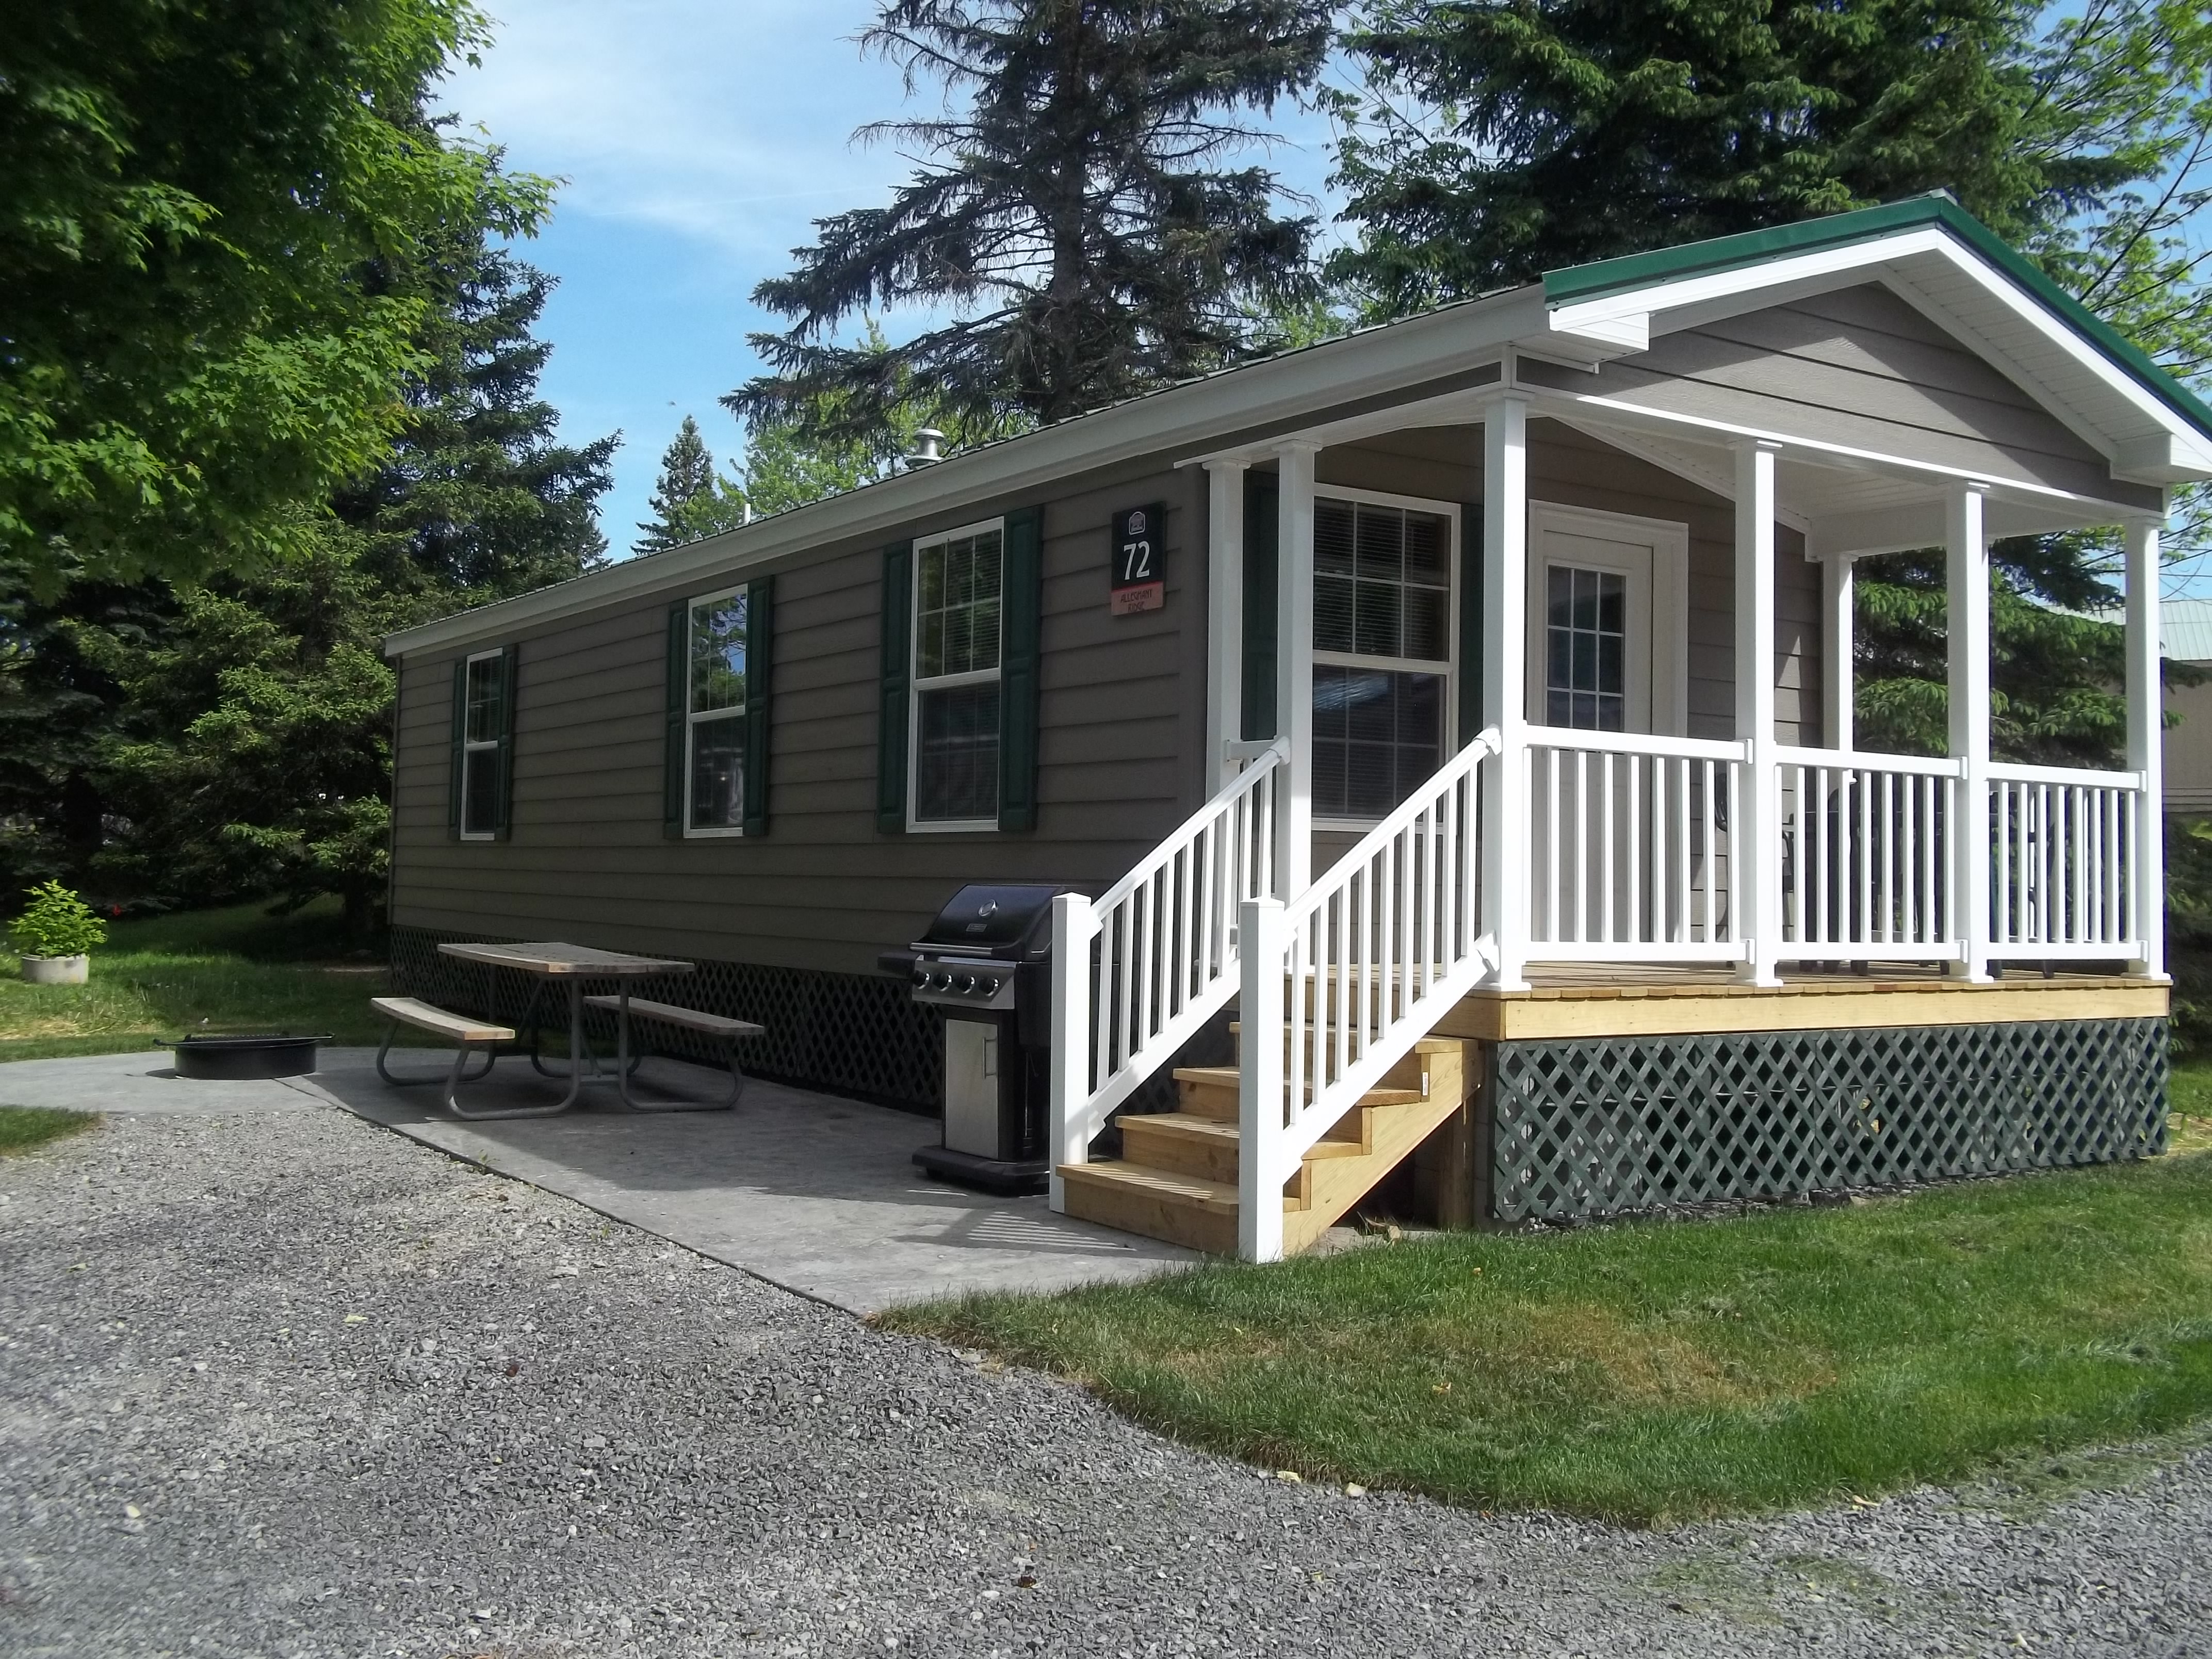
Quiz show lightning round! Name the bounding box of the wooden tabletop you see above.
[436,940,695,978]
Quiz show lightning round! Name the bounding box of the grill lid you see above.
[913,883,1070,954]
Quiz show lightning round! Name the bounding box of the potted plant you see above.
[10,881,107,985]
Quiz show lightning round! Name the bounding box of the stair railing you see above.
[1048,740,1287,1206]
[1237,729,1499,1261]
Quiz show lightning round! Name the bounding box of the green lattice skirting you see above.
[1482,1018,2169,1223]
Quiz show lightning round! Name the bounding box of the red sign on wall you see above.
[1111,502,1165,615]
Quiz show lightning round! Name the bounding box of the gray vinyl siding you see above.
[391,462,1209,975]
[1517,283,2163,513]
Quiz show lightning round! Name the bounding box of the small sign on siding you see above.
[1110,502,1165,615]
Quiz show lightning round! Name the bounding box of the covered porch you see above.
[1048,203,2197,1259]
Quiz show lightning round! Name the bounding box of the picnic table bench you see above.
[583,994,763,1110]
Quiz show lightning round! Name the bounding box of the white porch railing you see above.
[1987,761,2145,959]
[1047,740,1285,1190]
[1777,746,1962,959]
[1237,731,1497,1260]
[1523,729,1746,962]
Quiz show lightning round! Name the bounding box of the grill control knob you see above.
[928,971,953,991]
[953,973,975,994]
[979,974,1002,995]
[910,964,929,986]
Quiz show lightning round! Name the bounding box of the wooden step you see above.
[1117,1113,1240,1183]
[1056,1161,1251,1256]
[1173,1064,1424,1123]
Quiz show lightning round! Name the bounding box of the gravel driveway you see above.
[2,1103,2206,1658]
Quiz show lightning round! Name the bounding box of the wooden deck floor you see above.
[1436,961,2168,1042]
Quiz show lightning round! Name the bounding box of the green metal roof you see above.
[1541,193,2212,445]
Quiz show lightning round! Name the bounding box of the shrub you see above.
[8,881,107,959]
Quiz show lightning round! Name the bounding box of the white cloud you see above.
[445,0,912,255]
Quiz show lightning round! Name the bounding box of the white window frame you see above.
[1523,501,1689,737]
[908,515,1007,834]
[458,647,505,843]
[684,587,749,839]
[1309,484,1461,832]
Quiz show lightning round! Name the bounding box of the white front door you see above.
[1523,502,1688,737]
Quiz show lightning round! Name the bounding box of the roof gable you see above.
[1539,194,2212,485]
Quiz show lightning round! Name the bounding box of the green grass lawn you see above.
[0,1104,98,1155]
[0,899,389,1062]
[884,1149,2212,1524]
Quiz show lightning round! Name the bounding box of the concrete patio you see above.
[0,1047,1195,1313]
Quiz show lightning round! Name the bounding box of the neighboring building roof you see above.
[2162,598,2212,662]
[384,197,2212,660]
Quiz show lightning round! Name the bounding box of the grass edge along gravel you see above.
[880,1150,2212,1526]
[0,1105,98,1157]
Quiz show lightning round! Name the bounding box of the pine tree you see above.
[636,416,749,554]
[727,0,1333,445]
[1329,0,2046,311]
[77,224,615,930]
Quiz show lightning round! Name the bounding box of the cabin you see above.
[383,196,2197,1261]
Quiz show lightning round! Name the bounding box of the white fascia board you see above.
[1548,227,1956,334]
[383,288,1540,658]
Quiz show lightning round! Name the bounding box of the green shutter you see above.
[998,506,1044,832]
[447,659,466,839]
[877,541,914,833]
[1240,471,1278,740]
[492,644,518,839]
[664,601,687,838]
[1458,507,1484,749]
[742,577,773,837]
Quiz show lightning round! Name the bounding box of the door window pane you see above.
[689,717,745,830]
[1546,565,1627,730]
[917,682,1001,822]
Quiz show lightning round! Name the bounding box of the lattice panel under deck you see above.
[389,926,942,1112]
[1487,1018,2168,1223]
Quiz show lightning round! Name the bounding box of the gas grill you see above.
[879,882,1075,1195]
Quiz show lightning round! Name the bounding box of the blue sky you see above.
[441,1,1343,557]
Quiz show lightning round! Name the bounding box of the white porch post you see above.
[1045,890,1099,1212]
[1203,460,1248,794]
[2126,515,2166,977]
[1823,556,1854,752]
[1237,895,1287,1262]
[1735,442,1783,985]
[1274,443,1318,900]
[1947,482,1993,981]
[1482,397,1531,990]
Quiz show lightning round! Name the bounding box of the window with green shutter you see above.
[668,579,774,837]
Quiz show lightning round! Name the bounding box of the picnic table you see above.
[374,940,693,1119]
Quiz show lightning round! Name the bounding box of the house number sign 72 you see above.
[1110,501,1166,616]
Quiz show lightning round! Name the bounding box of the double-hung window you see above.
[685,589,750,834]
[910,518,1003,829]
[1311,491,1456,821]
[456,648,510,840]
